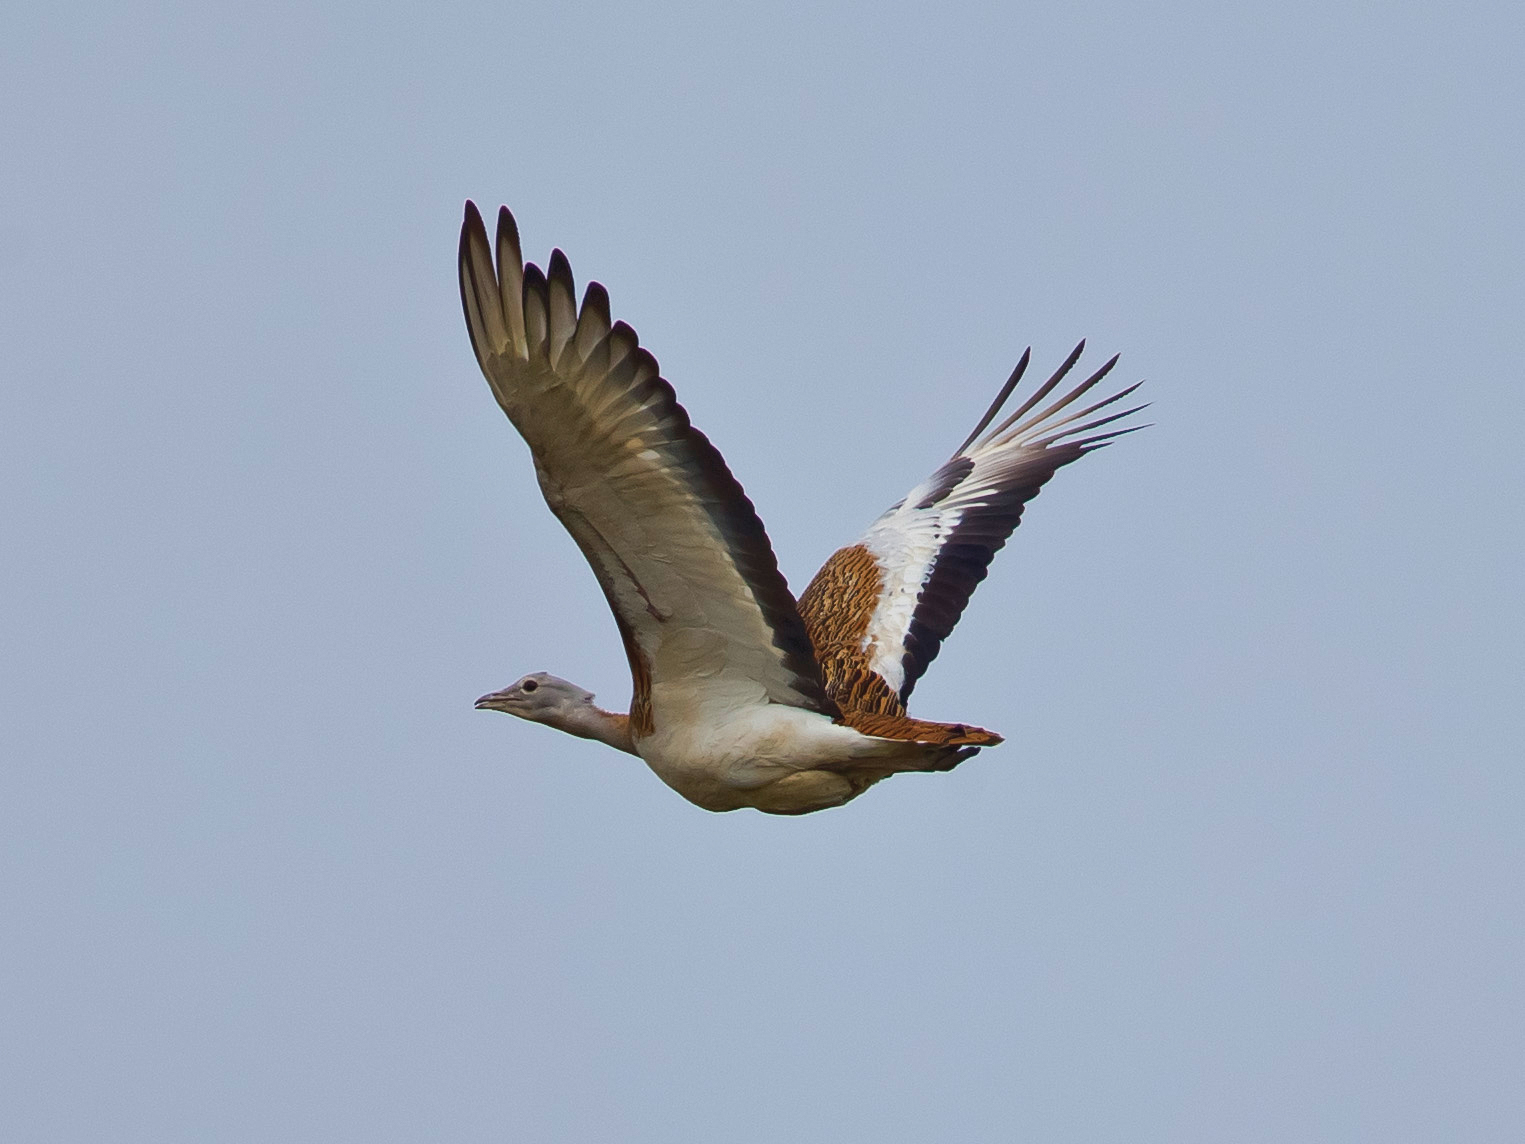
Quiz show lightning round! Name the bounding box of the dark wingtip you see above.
[460,200,485,248]
[496,204,519,251]
[1074,417,1152,451]
[459,202,494,300]
[955,346,1034,457]
[582,279,611,316]
[546,248,577,308]
[458,202,493,337]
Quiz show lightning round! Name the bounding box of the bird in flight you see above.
[459,202,1144,815]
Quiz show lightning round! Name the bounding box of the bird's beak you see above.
[474,688,512,711]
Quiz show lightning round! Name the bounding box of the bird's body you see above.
[460,202,1144,814]
[639,701,939,815]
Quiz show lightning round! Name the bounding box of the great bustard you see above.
[459,202,1145,815]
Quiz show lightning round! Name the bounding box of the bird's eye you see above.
[521,679,538,693]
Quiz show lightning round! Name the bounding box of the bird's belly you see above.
[635,705,889,813]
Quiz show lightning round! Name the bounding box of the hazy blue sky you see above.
[3,2,1522,1140]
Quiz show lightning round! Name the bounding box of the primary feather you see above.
[459,202,835,731]
[798,344,1146,714]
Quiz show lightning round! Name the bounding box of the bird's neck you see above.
[556,703,639,756]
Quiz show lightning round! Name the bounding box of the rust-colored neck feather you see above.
[556,704,639,756]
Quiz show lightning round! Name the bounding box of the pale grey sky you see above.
[3,2,1522,1140]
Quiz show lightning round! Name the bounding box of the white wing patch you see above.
[842,343,1146,701]
[860,484,965,695]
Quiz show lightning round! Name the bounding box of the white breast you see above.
[635,696,897,812]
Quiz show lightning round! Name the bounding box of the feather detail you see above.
[799,343,1146,707]
[460,202,836,725]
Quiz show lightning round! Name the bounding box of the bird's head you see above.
[474,672,596,726]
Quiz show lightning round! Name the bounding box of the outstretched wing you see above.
[798,343,1145,714]
[459,202,835,730]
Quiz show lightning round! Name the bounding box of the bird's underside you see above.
[459,202,1145,814]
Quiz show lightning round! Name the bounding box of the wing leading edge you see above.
[459,202,836,728]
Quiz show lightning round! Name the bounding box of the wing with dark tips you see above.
[460,202,836,723]
[799,342,1146,707]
